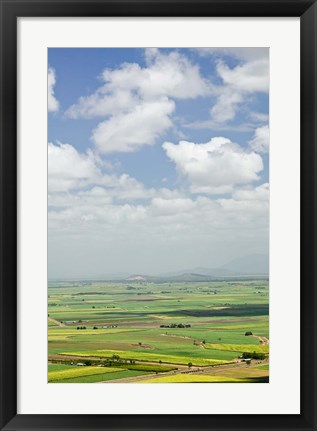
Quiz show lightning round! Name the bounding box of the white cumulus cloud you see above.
[66,49,209,119]
[91,98,175,153]
[163,137,263,194]
[65,49,210,153]
[48,142,102,192]
[196,49,269,125]
[216,58,269,94]
[48,142,183,200]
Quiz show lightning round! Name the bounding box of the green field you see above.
[48,365,123,382]
[57,370,148,383]
[48,279,269,383]
[256,364,269,370]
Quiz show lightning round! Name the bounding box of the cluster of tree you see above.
[193,339,206,345]
[76,326,87,330]
[245,331,253,336]
[241,351,266,360]
[160,323,191,328]
[102,356,136,367]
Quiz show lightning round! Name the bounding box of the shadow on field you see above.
[96,304,269,318]
[195,376,269,383]
[250,376,269,383]
[179,304,269,317]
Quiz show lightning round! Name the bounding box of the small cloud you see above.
[183,119,255,132]
[210,89,243,123]
[48,67,59,112]
[195,48,269,62]
[249,111,269,123]
[249,125,269,153]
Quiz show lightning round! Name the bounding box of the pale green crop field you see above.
[48,364,74,372]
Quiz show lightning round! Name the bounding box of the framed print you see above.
[0,1,316,430]
[47,45,271,386]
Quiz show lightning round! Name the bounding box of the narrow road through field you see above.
[252,335,269,345]
[48,317,65,327]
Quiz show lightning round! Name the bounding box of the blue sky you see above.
[48,48,269,279]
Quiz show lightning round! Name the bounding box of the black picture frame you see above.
[0,1,316,430]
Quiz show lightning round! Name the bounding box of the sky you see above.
[48,47,269,279]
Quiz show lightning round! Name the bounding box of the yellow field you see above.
[141,374,246,383]
[48,366,123,382]
[48,335,70,341]
[49,328,142,337]
[204,343,269,354]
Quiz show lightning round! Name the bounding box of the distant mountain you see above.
[157,255,269,279]
[221,254,269,275]
[122,255,269,283]
[168,272,214,282]
[190,267,239,276]
[160,267,237,277]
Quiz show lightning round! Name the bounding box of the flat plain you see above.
[48,279,269,383]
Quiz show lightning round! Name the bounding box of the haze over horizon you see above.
[48,48,269,279]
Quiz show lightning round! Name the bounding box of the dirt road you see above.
[252,335,269,345]
[48,317,65,327]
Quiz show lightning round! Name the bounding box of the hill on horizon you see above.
[221,254,269,275]
[124,254,269,282]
